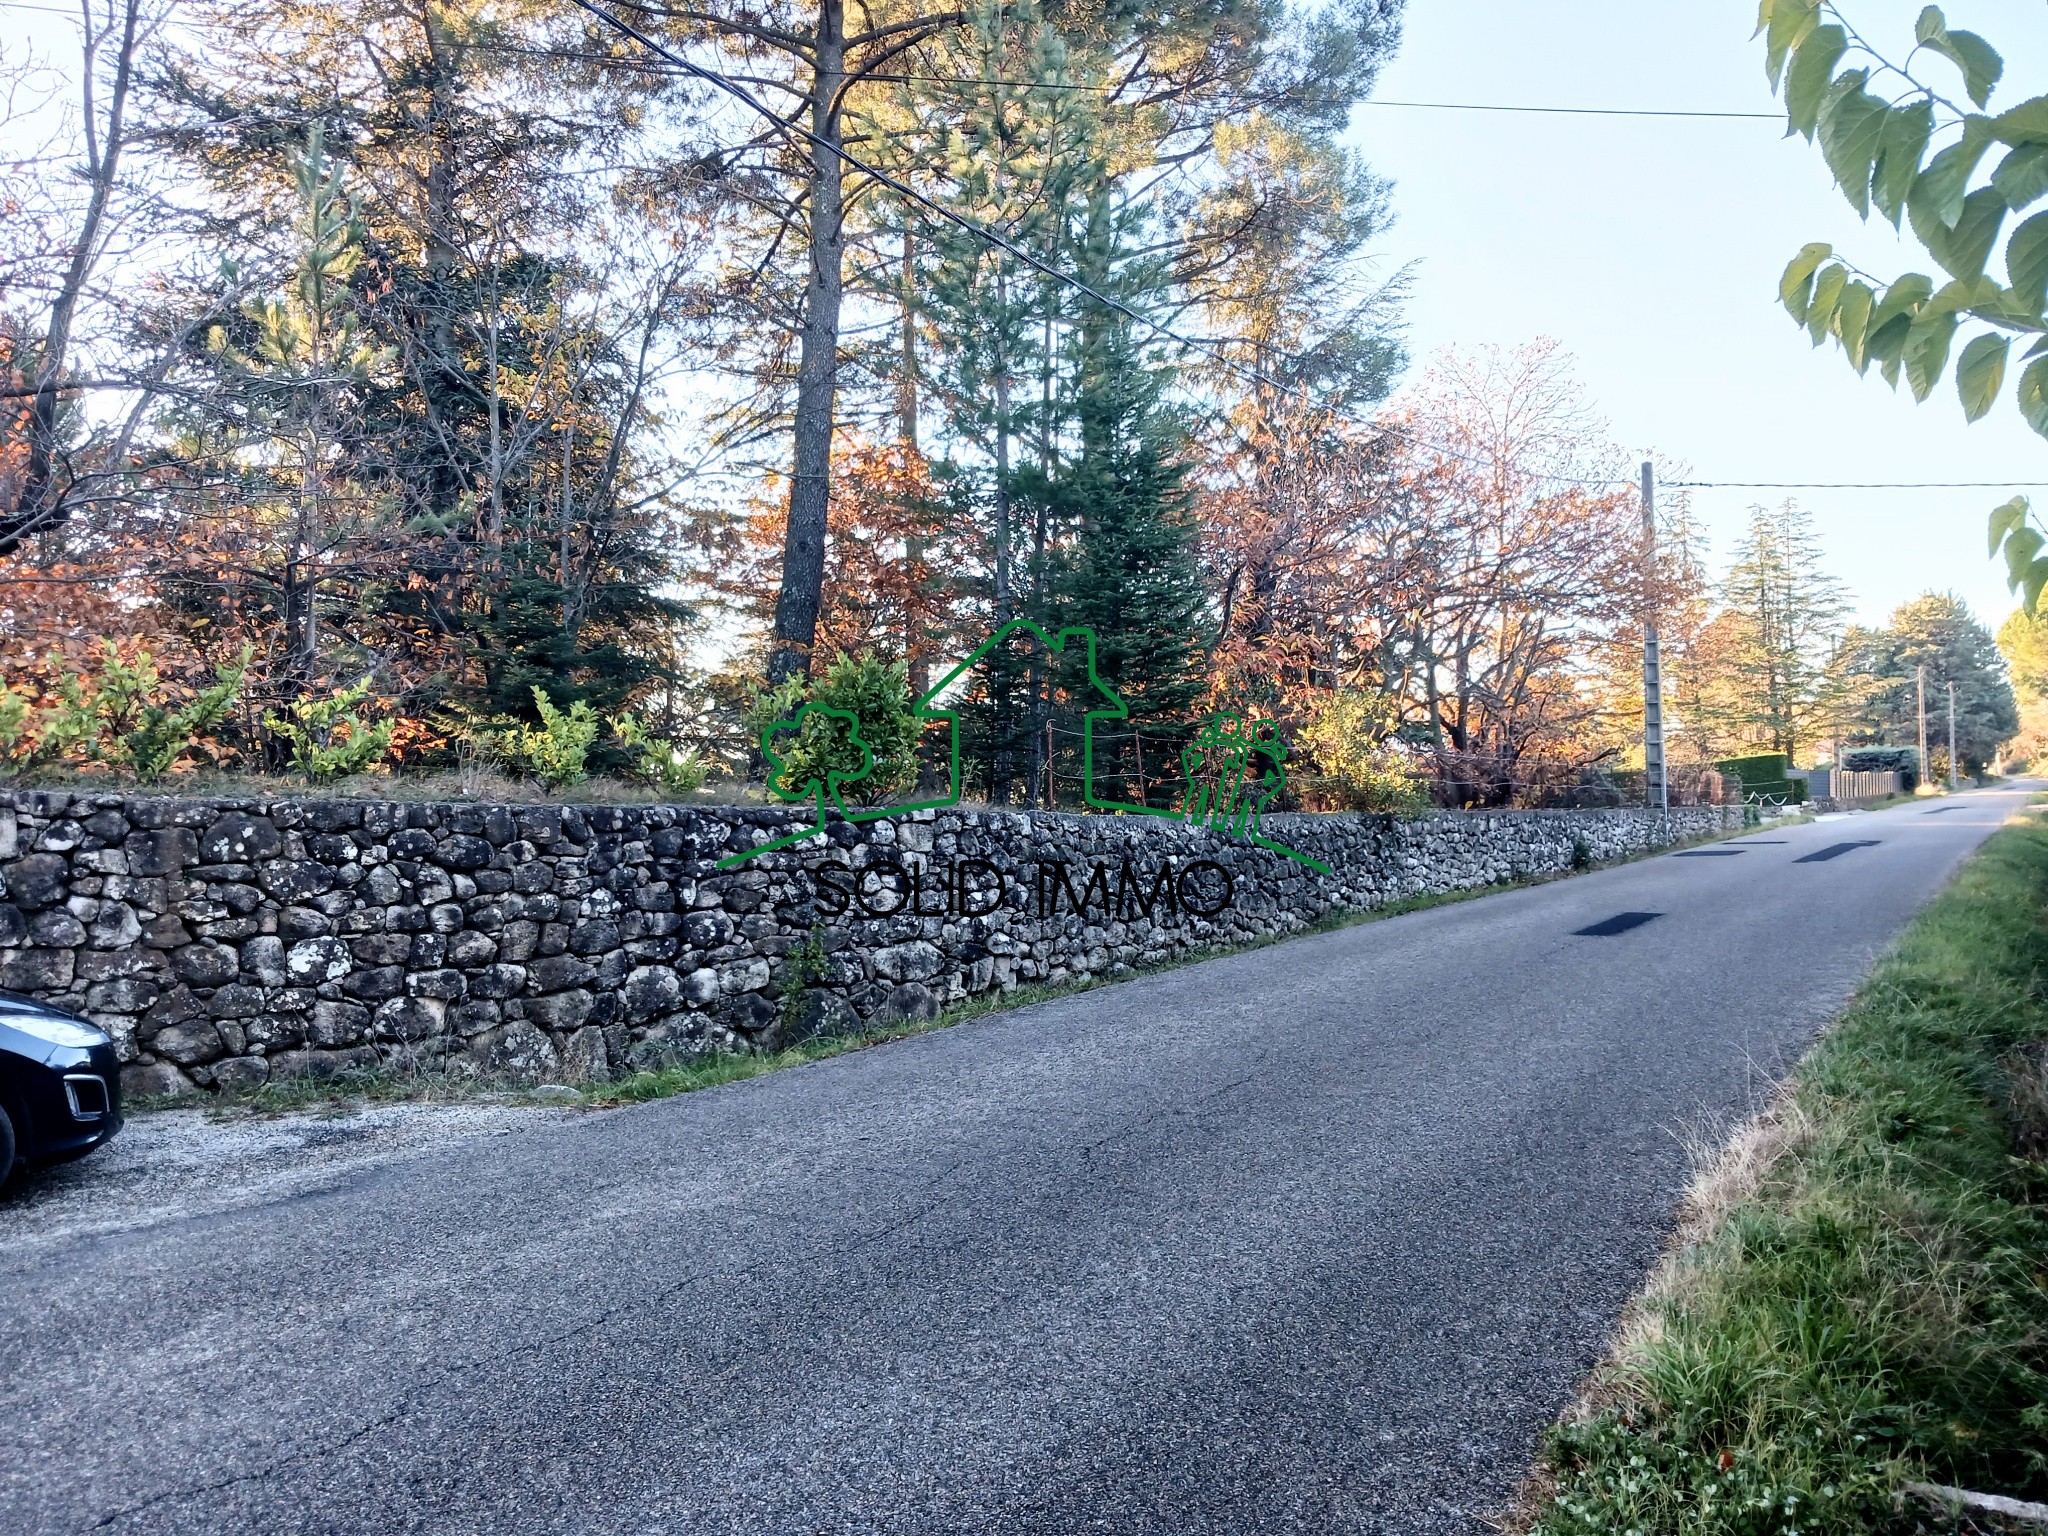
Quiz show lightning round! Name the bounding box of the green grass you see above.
[152,813,1757,1120]
[575,884,1522,1108]
[1528,816,2048,1535]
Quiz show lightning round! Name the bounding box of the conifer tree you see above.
[1835,593,2017,774]
[153,0,690,731]
[887,0,1096,802]
[1048,193,1207,805]
[186,127,392,696]
[1692,501,1850,764]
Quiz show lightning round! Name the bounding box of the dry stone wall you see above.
[0,790,1743,1096]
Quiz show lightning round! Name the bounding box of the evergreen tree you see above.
[895,1,1100,803]
[1693,501,1850,764]
[153,0,691,734]
[1048,194,1207,806]
[1837,593,2017,774]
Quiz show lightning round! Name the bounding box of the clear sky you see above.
[1352,0,2048,630]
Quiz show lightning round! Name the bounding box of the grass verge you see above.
[153,811,1763,1120]
[155,882,1506,1120]
[1520,816,2048,1534]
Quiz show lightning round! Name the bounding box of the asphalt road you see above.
[2,787,2033,1536]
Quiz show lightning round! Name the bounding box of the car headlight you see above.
[1,1010,109,1049]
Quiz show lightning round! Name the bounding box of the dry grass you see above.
[1494,1091,1819,1534]
[0,765,765,807]
[1511,818,2048,1535]
[2006,1043,2048,1163]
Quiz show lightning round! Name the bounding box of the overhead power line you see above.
[0,1,1788,122]
[7,0,2003,497]
[0,0,1787,121]
[1361,99,1777,121]
[1668,480,2048,490]
[853,70,1782,119]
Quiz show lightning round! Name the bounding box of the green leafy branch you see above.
[614,713,710,795]
[1765,3,2042,415]
[264,678,395,780]
[477,690,711,794]
[498,687,602,788]
[1760,1,2048,610]
[1990,494,2048,612]
[1,641,249,781]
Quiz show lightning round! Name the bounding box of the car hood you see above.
[0,989,114,1067]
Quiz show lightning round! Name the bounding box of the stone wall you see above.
[0,791,1743,1096]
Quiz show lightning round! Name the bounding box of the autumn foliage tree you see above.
[716,441,950,679]
[1197,342,1657,805]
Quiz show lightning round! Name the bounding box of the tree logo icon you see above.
[1179,710,1328,872]
[717,702,884,868]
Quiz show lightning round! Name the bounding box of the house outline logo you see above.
[719,618,1329,873]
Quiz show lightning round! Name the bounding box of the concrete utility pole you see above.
[1947,679,1958,789]
[1917,664,1929,789]
[1640,462,1669,816]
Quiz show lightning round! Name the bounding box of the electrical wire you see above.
[1668,480,2048,490]
[843,69,1784,119]
[0,0,1789,121]
[1360,99,1777,120]
[5,0,2004,495]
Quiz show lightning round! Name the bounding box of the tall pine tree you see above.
[1049,193,1206,807]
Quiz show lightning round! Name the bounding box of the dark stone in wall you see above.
[7,854,69,910]
[199,813,282,865]
[124,829,197,877]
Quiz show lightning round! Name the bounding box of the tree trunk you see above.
[1026,297,1053,804]
[1,0,141,554]
[989,259,1015,804]
[766,0,847,687]
[418,0,468,531]
[898,229,926,699]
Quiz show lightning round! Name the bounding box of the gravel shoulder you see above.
[3,1099,575,1253]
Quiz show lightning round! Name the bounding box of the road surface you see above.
[2,786,2032,1535]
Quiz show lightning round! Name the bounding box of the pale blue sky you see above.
[1352,0,2048,630]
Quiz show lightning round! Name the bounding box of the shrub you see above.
[1713,752,1790,786]
[777,925,832,1042]
[1842,745,1918,773]
[0,681,29,761]
[613,714,711,796]
[265,678,395,780]
[1715,755,1803,804]
[1298,689,1429,814]
[500,687,601,788]
[10,641,248,781]
[744,652,919,808]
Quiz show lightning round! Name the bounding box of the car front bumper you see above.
[10,1038,124,1166]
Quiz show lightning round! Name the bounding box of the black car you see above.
[0,988,123,1184]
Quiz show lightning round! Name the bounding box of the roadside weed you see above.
[1531,821,2048,1533]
